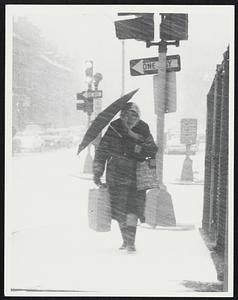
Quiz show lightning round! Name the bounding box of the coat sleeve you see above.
[93,127,112,178]
[139,123,158,158]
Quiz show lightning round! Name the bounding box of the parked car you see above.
[12,131,45,153]
[164,137,198,155]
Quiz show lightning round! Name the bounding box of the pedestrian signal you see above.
[160,13,188,41]
[114,13,154,42]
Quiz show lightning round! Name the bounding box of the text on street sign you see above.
[180,118,197,144]
[84,90,103,99]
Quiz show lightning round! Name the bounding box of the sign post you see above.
[153,71,177,114]
[180,118,198,181]
[76,63,103,174]
[155,41,168,188]
[114,12,188,228]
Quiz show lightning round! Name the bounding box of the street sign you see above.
[153,72,177,114]
[76,92,86,100]
[180,118,197,144]
[130,55,180,76]
[76,102,85,111]
[77,90,102,100]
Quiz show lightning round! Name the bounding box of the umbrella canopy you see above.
[77,88,139,154]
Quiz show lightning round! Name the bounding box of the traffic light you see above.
[93,73,103,90]
[160,13,188,41]
[85,60,93,87]
[114,13,154,42]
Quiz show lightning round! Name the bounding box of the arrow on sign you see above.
[132,60,158,75]
[76,92,86,100]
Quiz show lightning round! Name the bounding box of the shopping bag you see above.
[88,186,111,232]
[136,158,159,191]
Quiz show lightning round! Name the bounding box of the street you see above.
[6,146,222,296]
[5,5,233,296]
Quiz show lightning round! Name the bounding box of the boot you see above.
[119,225,127,250]
[126,226,137,253]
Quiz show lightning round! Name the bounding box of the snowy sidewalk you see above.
[10,222,221,296]
[9,184,222,296]
[7,150,222,296]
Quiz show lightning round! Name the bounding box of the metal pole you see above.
[87,113,91,155]
[146,39,177,227]
[121,40,125,96]
[83,112,93,174]
[83,77,93,174]
[156,41,167,187]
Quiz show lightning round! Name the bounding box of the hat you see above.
[120,102,140,117]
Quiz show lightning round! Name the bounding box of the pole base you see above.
[181,156,194,181]
[145,188,176,227]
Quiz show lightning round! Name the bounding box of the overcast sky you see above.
[7,5,234,135]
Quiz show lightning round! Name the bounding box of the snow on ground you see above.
[6,146,221,295]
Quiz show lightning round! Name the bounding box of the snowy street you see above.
[5,5,233,296]
[6,146,222,296]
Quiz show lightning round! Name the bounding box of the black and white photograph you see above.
[5,3,234,297]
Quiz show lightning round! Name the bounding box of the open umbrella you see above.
[77,88,139,154]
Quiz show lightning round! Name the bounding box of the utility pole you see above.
[156,41,167,188]
[144,13,188,227]
[83,60,94,174]
[83,95,93,174]
[114,12,188,227]
[121,40,125,96]
[76,61,103,174]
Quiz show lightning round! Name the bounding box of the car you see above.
[67,126,86,146]
[41,128,74,150]
[12,131,45,153]
[40,130,61,149]
[164,137,198,155]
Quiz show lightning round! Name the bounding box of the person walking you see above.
[93,102,158,253]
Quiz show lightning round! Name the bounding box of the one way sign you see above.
[130,55,180,76]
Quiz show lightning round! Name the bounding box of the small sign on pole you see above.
[180,118,197,144]
[77,90,103,100]
[153,71,177,114]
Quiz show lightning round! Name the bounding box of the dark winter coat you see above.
[93,118,158,223]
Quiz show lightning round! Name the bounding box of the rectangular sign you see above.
[84,90,103,99]
[153,72,177,115]
[180,118,197,144]
[77,90,103,100]
[130,55,180,76]
[76,102,85,111]
[76,92,86,100]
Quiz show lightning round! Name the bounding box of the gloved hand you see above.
[93,175,107,188]
[93,175,102,186]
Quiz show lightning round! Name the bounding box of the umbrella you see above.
[77,88,139,154]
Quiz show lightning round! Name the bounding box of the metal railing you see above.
[202,46,229,286]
